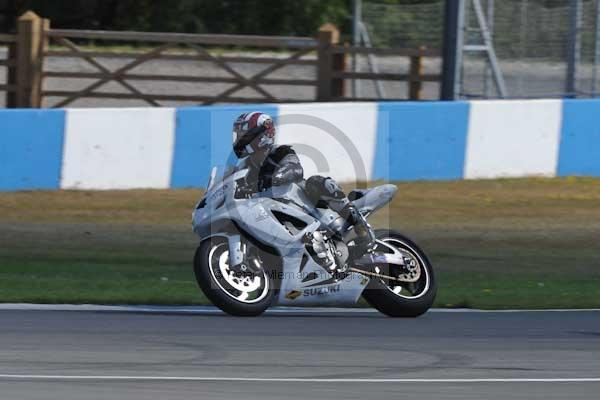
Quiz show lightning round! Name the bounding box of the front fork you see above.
[228,234,245,267]
[228,234,261,274]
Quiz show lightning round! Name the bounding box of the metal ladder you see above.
[461,0,507,98]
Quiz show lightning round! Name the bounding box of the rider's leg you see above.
[305,176,375,255]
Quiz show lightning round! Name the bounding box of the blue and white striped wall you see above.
[1,99,599,191]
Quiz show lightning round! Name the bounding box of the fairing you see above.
[192,164,398,306]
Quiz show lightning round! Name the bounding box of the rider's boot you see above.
[339,204,376,259]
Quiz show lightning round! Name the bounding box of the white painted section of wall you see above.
[61,108,175,189]
[276,103,378,183]
[464,100,563,179]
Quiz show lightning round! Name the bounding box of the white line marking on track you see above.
[1,375,600,383]
[0,303,599,314]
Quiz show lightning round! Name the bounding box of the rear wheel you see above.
[194,236,275,316]
[361,230,436,317]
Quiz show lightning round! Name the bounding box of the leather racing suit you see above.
[245,145,375,253]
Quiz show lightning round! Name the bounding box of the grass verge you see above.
[0,177,599,309]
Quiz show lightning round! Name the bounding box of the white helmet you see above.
[232,112,275,158]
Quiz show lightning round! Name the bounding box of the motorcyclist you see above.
[232,111,375,257]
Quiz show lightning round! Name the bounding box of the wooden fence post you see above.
[6,42,17,108]
[316,23,340,102]
[332,42,347,99]
[408,46,425,100]
[15,11,47,108]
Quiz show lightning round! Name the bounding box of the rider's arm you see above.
[271,151,304,186]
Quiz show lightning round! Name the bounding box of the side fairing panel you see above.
[194,180,369,307]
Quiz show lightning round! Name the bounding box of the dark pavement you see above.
[0,308,599,399]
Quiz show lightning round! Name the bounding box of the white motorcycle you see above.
[192,162,436,317]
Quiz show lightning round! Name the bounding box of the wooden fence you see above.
[0,33,16,106]
[0,11,441,108]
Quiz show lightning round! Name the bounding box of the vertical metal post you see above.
[462,0,471,96]
[352,0,361,98]
[472,0,507,97]
[566,0,582,98]
[518,0,529,94]
[483,0,494,97]
[441,0,465,100]
[359,22,386,98]
[592,0,600,97]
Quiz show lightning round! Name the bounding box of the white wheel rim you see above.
[208,243,269,304]
[376,238,430,300]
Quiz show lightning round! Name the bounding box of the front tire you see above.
[194,236,275,316]
[362,230,437,317]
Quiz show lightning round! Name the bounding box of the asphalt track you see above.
[1,306,599,399]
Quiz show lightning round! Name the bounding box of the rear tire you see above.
[194,236,275,316]
[361,230,437,317]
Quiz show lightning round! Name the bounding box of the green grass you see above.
[0,177,599,309]
[437,273,600,309]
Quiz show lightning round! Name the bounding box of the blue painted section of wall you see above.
[558,99,600,177]
[0,109,65,190]
[373,102,470,180]
[170,105,278,188]
[4,99,600,191]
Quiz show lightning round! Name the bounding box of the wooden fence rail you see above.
[0,11,441,108]
[0,32,17,105]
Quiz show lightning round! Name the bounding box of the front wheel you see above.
[194,236,275,316]
[361,230,437,317]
